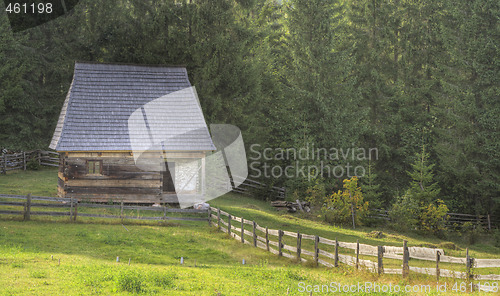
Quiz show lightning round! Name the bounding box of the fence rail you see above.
[210,207,500,292]
[0,194,210,223]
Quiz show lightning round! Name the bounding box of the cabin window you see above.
[87,160,103,175]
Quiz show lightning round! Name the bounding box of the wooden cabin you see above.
[50,62,215,204]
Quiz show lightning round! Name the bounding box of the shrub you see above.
[461,222,483,245]
[493,230,500,248]
[116,269,144,293]
[388,194,419,231]
[27,158,40,170]
[151,271,177,289]
[420,199,448,235]
[303,181,325,208]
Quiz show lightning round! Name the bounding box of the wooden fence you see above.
[1,150,58,174]
[369,208,498,230]
[0,194,210,223]
[224,174,286,199]
[210,207,500,292]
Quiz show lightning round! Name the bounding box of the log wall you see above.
[58,151,205,203]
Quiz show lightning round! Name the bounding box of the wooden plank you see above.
[66,179,160,188]
[385,269,403,275]
[282,230,298,238]
[318,259,334,268]
[268,239,279,248]
[267,229,279,236]
[318,237,336,246]
[0,201,26,206]
[383,246,403,254]
[0,194,67,202]
[243,219,253,226]
[301,249,315,257]
[76,213,207,221]
[318,249,335,259]
[338,254,357,266]
[0,210,24,215]
[474,259,500,268]
[476,274,500,281]
[338,242,357,250]
[40,163,58,167]
[30,211,70,216]
[255,224,266,233]
[65,186,160,195]
[219,219,228,227]
[301,233,315,240]
[282,243,297,253]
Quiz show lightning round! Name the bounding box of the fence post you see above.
[296,231,301,261]
[436,250,441,282]
[356,239,359,270]
[2,153,6,174]
[228,215,231,236]
[314,235,319,267]
[265,227,269,251]
[217,208,221,230]
[403,240,409,278]
[24,193,31,221]
[207,208,211,226]
[70,197,73,221]
[38,151,41,166]
[121,201,124,223]
[334,238,339,267]
[241,218,244,243]
[278,230,283,257]
[487,214,491,231]
[466,248,474,281]
[253,221,257,247]
[74,200,78,221]
[23,152,26,171]
[377,246,384,275]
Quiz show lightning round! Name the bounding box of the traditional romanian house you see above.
[50,62,215,204]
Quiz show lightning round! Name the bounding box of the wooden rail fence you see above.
[1,150,58,174]
[210,207,500,292]
[369,208,498,230]
[229,175,286,199]
[0,194,210,223]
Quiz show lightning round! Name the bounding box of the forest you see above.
[0,0,498,221]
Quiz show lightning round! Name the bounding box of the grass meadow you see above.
[0,167,498,295]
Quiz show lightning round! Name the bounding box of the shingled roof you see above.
[50,62,215,151]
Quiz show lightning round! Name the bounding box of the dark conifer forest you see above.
[0,0,498,219]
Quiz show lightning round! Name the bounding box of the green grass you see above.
[0,168,499,295]
[0,167,58,196]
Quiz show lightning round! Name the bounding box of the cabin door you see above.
[162,162,176,193]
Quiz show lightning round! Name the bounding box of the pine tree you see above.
[407,144,441,205]
[362,161,382,209]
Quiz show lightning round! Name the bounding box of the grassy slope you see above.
[0,168,498,295]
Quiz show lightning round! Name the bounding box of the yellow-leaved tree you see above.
[322,177,369,228]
